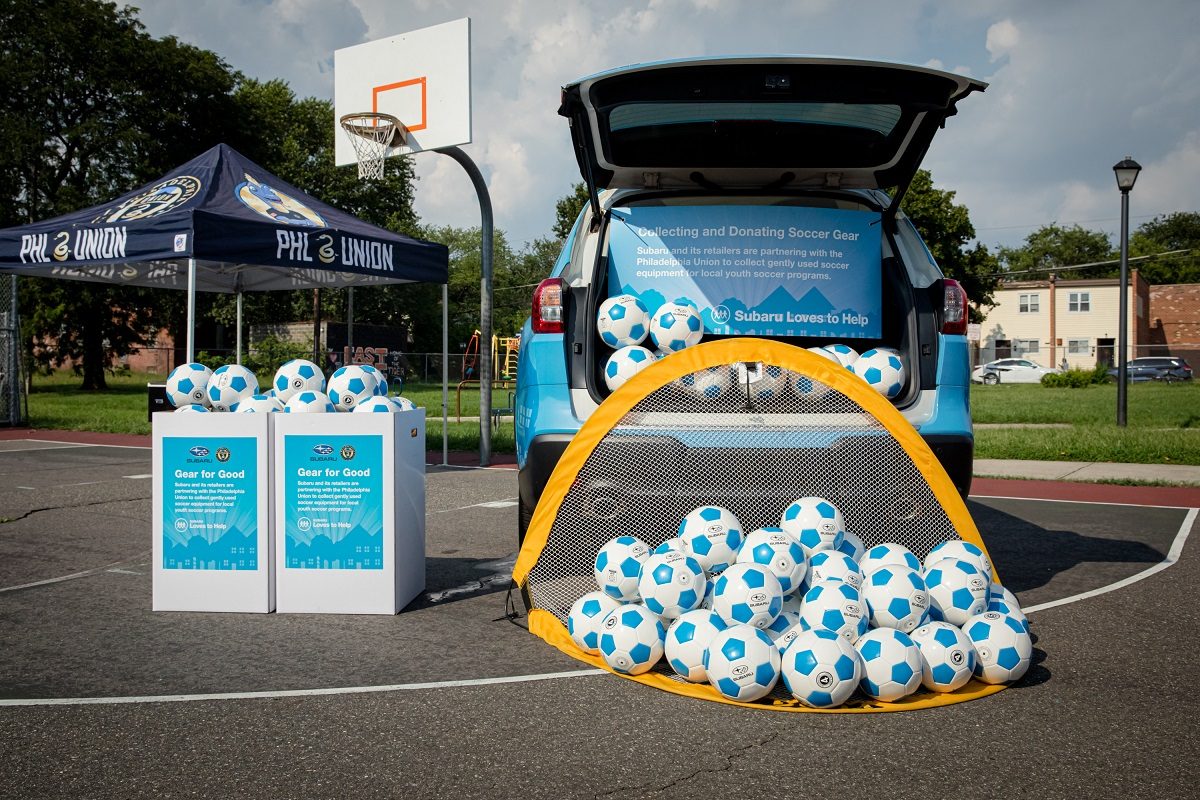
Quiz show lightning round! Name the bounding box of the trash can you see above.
[148,383,170,421]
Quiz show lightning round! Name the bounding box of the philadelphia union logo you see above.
[94,176,202,222]
[340,445,356,461]
[215,447,231,463]
[235,173,325,227]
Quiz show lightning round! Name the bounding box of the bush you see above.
[1041,365,1109,388]
[197,335,313,378]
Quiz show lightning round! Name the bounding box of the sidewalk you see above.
[974,458,1200,486]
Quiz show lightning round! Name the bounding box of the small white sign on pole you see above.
[152,413,274,612]
[274,410,426,614]
[966,323,981,342]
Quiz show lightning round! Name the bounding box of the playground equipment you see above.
[463,330,521,382]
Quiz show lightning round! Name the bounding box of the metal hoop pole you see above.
[436,146,493,467]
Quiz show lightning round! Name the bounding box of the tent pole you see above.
[186,258,196,363]
[235,291,243,365]
[442,282,449,467]
[435,146,493,467]
[347,286,354,353]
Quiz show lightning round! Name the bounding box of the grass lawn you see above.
[26,371,1199,464]
[26,371,519,451]
[970,381,1200,465]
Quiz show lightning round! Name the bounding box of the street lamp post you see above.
[1113,156,1141,427]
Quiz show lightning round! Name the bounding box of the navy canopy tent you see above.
[0,143,448,359]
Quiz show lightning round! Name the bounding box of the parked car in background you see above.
[1106,356,1194,382]
[971,359,1060,384]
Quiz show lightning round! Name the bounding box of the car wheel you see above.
[983,372,999,385]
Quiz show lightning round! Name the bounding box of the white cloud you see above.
[985,19,1019,60]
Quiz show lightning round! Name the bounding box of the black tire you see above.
[518,494,534,548]
[983,372,1000,385]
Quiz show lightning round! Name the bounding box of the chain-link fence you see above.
[1,275,27,426]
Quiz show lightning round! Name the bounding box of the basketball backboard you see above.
[334,18,472,166]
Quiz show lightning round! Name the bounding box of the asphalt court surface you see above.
[1,440,1198,798]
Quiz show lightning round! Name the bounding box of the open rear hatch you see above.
[559,57,985,211]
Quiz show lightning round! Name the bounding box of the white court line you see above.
[123,474,152,480]
[3,438,151,450]
[973,493,1198,511]
[0,669,604,707]
[4,501,1190,705]
[1024,507,1196,614]
[0,444,92,454]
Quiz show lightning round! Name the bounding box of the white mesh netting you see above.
[525,361,965,627]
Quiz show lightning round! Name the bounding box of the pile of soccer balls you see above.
[567,499,1032,708]
[164,360,417,414]
[595,293,908,399]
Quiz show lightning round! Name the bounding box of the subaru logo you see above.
[312,444,334,455]
[188,446,209,457]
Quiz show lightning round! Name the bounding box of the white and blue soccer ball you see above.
[837,530,867,563]
[678,505,744,573]
[567,591,622,655]
[911,621,977,692]
[653,537,689,557]
[206,364,259,412]
[764,610,801,645]
[165,362,213,408]
[925,558,990,626]
[603,345,656,392]
[822,343,860,368]
[780,496,845,555]
[664,609,727,682]
[234,393,284,413]
[327,365,377,411]
[392,396,417,411]
[860,542,922,576]
[173,403,209,413]
[792,347,841,400]
[861,565,930,633]
[272,359,325,403]
[771,619,807,654]
[964,610,1033,684]
[358,364,388,395]
[781,628,864,708]
[711,564,783,629]
[677,365,736,400]
[780,591,805,616]
[807,550,864,592]
[638,551,707,620]
[284,390,336,413]
[925,540,993,583]
[736,527,808,594]
[703,624,781,702]
[352,396,402,413]
[597,294,650,348]
[986,598,1029,633]
[597,604,666,675]
[855,627,923,701]
[850,347,906,399]
[798,580,868,643]
[745,363,790,403]
[649,302,704,353]
[594,535,650,602]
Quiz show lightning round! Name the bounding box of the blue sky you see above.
[138,0,1200,252]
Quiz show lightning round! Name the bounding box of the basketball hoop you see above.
[339,112,406,180]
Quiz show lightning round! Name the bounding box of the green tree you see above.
[553,182,590,240]
[1,0,240,388]
[899,170,1002,321]
[1130,212,1200,284]
[996,223,1114,276]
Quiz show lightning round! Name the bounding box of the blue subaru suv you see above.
[515,57,985,542]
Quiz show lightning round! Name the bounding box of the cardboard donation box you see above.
[273,410,426,614]
[152,412,274,612]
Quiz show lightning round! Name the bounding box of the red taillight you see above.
[531,278,565,334]
[941,279,968,335]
